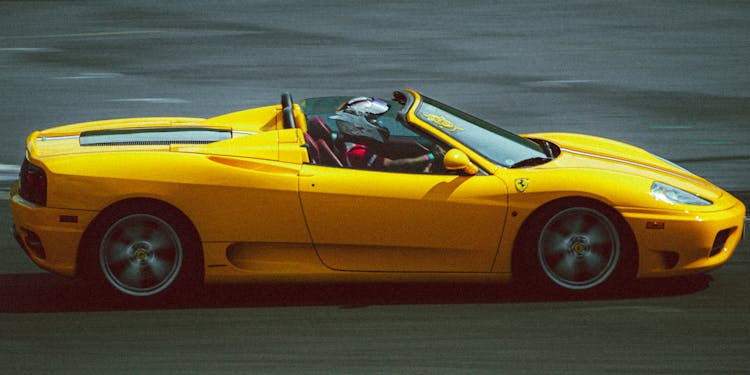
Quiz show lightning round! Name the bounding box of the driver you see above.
[331,96,444,172]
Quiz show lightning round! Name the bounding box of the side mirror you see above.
[443,148,479,175]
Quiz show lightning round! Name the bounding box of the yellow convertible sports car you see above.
[10,89,746,297]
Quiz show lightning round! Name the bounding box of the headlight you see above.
[650,182,711,206]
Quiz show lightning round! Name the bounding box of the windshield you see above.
[416,96,547,167]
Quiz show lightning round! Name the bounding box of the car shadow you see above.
[0,272,715,313]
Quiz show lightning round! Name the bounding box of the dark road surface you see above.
[1,1,749,373]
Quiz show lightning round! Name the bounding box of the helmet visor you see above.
[367,98,390,115]
[338,97,391,116]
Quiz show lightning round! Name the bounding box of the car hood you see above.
[526,132,724,200]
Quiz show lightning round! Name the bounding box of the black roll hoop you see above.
[281,92,296,129]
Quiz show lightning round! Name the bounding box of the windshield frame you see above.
[413,95,547,168]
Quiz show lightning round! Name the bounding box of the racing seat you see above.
[306,116,345,167]
[314,138,343,167]
[303,132,321,165]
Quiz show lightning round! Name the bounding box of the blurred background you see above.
[1,0,748,191]
[1,2,748,374]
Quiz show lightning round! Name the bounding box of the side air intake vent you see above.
[80,128,232,146]
[710,227,736,257]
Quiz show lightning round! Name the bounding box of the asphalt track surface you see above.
[1,1,749,374]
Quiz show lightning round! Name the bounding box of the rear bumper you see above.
[622,198,746,278]
[9,182,97,278]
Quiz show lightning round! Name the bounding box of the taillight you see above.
[19,159,47,206]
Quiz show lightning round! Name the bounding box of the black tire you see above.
[80,201,202,298]
[515,200,636,293]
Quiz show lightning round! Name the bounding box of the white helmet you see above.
[337,97,390,121]
[332,97,391,143]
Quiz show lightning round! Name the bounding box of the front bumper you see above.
[9,182,97,278]
[622,198,746,278]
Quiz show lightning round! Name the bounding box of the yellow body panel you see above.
[10,182,96,277]
[9,89,745,292]
[298,164,507,272]
[32,117,207,138]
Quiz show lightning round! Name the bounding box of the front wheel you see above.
[517,201,634,292]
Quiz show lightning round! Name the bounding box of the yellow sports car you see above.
[10,89,746,297]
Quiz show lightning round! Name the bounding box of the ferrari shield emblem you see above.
[515,178,529,192]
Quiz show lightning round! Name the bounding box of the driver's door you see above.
[298,165,508,272]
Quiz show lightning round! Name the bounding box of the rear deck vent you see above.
[80,128,232,146]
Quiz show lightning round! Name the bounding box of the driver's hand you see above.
[429,144,446,162]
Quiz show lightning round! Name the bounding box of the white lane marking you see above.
[55,72,123,80]
[649,125,694,130]
[0,164,20,200]
[572,306,685,313]
[0,47,61,53]
[0,164,20,178]
[523,79,596,88]
[1,30,160,40]
[695,140,737,145]
[108,98,191,104]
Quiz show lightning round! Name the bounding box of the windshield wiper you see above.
[510,157,553,168]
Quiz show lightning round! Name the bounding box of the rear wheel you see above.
[81,202,202,298]
[99,214,184,296]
